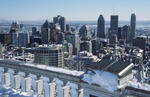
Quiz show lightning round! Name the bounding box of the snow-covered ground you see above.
[81,70,118,92]
[0,86,35,97]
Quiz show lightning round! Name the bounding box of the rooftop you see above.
[88,59,133,77]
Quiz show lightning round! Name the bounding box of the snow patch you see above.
[81,70,118,92]
[24,63,84,77]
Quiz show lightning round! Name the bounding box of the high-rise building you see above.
[34,44,64,67]
[97,15,105,38]
[66,24,71,32]
[65,32,80,55]
[133,36,146,59]
[49,23,56,43]
[9,21,23,34]
[53,15,66,32]
[11,27,30,47]
[32,27,40,37]
[110,15,118,31]
[0,33,12,45]
[57,32,64,44]
[41,20,50,44]
[53,15,62,24]
[18,32,30,47]
[59,17,66,32]
[109,15,119,45]
[80,41,92,53]
[91,39,99,55]
[122,25,130,43]
[79,25,90,40]
[117,27,122,40]
[130,13,136,41]
[12,33,18,46]
[109,34,118,46]
[63,41,73,57]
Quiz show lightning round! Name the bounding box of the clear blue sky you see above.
[0,0,150,21]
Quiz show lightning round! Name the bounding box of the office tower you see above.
[122,25,130,43]
[53,15,62,24]
[49,23,56,43]
[109,34,118,46]
[117,27,122,40]
[133,36,146,59]
[53,15,66,32]
[57,32,64,44]
[66,24,71,32]
[32,27,37,36]
[18,32,30,47]
[65,32,80,55]
[9,21,22,34]
[79,25,90,40]
[41,20,50,44]
[109,15,119,45]
[97,15,105,38]
[12,33,18,47]
[32,27,40,36]
[63,41,73,57]
[59,17,66,32]
[130,13,136,41]
[0,33,12,45]
[34,44,64,68]
[110,15,118,32]
[91,39,99,55]
[80,41,92,53]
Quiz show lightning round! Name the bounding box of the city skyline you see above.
[0,0,150,21]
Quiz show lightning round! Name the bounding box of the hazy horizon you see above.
[0,0,150,21]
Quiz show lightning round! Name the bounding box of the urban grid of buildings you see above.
[0,13,150,97]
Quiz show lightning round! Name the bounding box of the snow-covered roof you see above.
[0,59,84,77]
[24,63,84,77]
[81,70,118,92]
[88,59,133,77]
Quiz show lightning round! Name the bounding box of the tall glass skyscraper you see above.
[110,15,118,33]
[130,13,136,40]
[97,15,105,38]
[53,15,66,32]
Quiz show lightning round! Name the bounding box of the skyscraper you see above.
[53,15,66,32]
[9,21,22,34]
[59,17,66,32]
[41,20,50,44]
[110,15,118,34]
[122,25,130,43]
[109,15,119,45]
[130,13,136,41]
[97,15,105,38]
[79,25,90,40]
[53,15,61,24]
[66,24,71,32]
[65,32,80,55]
[18,32,30,47]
